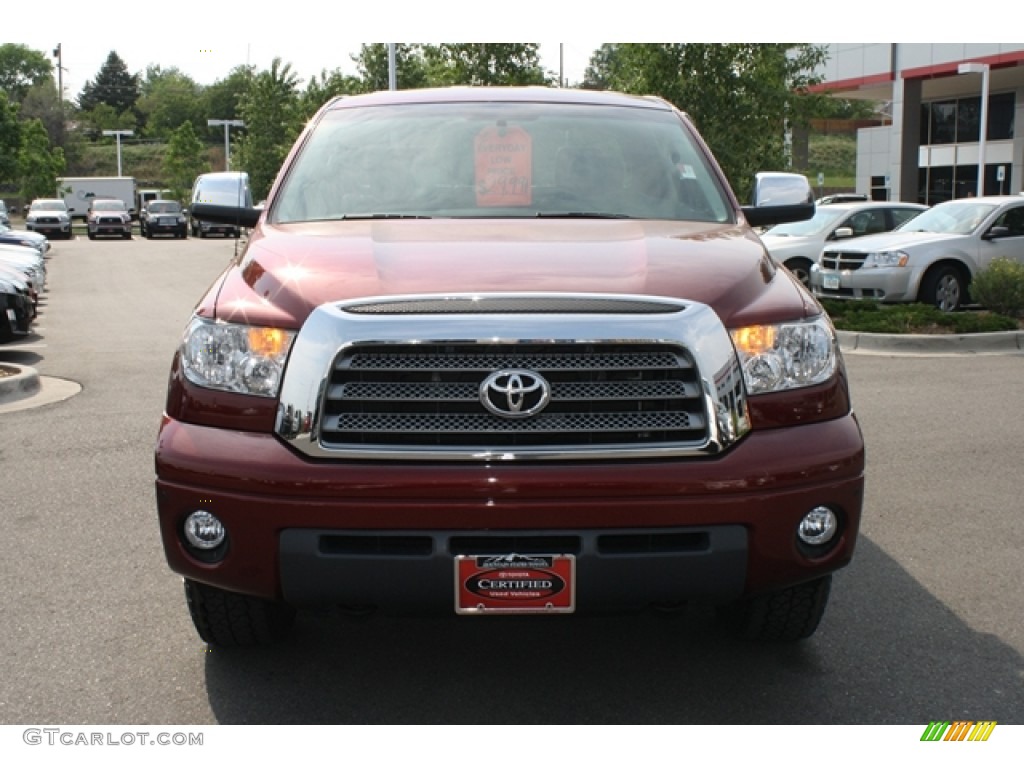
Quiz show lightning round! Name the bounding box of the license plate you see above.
[823,274,841,290]
[455,554,575,614]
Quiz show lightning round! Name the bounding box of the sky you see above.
[14,5,982,101]
[26,39,602,100]
[16,2,615,100]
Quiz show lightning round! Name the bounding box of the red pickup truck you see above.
[155,87,865,646]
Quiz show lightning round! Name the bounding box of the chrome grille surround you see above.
[276,293,750,461]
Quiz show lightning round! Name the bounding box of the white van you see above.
[188,172,253,238]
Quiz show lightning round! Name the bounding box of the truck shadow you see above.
[203,536,1022,724]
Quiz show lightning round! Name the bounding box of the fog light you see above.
[183,510,226,550]
[798,506,838,546]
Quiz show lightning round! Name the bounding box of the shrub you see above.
[970,258,1024,318]
[819,298,1019,333]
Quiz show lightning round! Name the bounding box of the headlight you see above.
[180,317,295,397]
[863,250,909,268]
[731,316,837,395]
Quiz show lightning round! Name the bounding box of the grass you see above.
[819,299,1021,334]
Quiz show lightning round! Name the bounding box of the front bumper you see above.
[88,222,132,236]
[811,264,921,302]
[148,220,186,235]
[199,222,239,236]
[26,221,71,237]
[155,413,865,611]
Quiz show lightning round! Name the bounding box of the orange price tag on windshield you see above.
[474,124,532,207]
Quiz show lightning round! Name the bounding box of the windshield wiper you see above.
[338,213,433,220]
[534,212,633,219]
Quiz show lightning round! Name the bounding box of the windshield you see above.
[31,200,66,212]
[898,201,996,235]
[92,200,125,211]
[149,202,180,213]
[272,102,732,223]
[763,207,848,237]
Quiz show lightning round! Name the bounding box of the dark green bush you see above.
[970,258,1024,318]
[819,298,1019,333]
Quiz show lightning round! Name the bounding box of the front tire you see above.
[919,264,967,312]
[784,257,813,289]
[717,575,832,641]
[184,579,296,647]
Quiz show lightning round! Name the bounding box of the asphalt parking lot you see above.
[0,234,1021,726]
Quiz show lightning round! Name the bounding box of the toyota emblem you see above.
[479,369,551,419]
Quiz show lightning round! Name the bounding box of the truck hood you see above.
[207,219,812,329]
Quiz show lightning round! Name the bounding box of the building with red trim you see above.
[811,44,1024,203]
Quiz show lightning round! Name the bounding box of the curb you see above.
[0,364,82,412]
[836,329,1024,355]
[0,362,41,403]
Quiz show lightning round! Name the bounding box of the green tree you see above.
[586,44,827,200]
[202,64,255,149]
[17,118,65,200]
[163,120,206,203]
[581,44,619,90]
[352,44,428,92]
[0,91,23,183]
[78,102,138,139]
[137,66,205,139]
[234,58,301,201]
[77,51,139,115]
[301,68,362,120]
[19,78,65,146]
[0,43,54,104]
[422,43,550,86]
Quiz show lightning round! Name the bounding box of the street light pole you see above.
[207,119,245,171]
[958,61,990,197]
[52,43,63,105]
[102,129,133,176]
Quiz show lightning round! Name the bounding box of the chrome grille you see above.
[320,342,707,451]
[820,251,867,271]
[275,293,751,461]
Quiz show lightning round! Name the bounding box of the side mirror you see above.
[833,227,854,240]
[742,172,815,228]
[983,225,1011,240]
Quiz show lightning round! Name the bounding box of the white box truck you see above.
[58,177,138,220]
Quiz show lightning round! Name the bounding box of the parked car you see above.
[0,250,42,311]
[0,243,46,302]
[189,172,250,238]
[811,195,1024,311]
[86,199,133,240]
[25,199,72,239]
[0,273,34,342]
[761,201,927,287]
[140,200,188,239]
[158,87,865,647]
[0,224,50,256]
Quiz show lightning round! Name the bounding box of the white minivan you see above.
[189,172,253,238]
